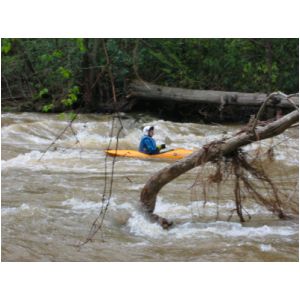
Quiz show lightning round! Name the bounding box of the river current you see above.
[1,112,298,261]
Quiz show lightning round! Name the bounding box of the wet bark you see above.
[128,80,299,108]
[140,110,299,228]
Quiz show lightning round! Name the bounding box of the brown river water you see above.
[1,112,299,261]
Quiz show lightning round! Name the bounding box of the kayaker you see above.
[139,126,166,154]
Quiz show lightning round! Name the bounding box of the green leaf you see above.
[38,88,49,98]
[40,54,52,62]
[52,50,63,58]
[42,103,54,112]
[70,85,80,94]
[1,39,12,54]
[61,98,71,106]
[60,86,80,108]
[76,38,86,53]
[69,94,77,101]
[58,66,72,79]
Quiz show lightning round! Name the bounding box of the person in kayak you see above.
[139,126,166,154]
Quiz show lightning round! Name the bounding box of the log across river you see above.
[1,112,299,261]
[127,81,299,122]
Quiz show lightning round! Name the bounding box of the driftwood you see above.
[140,109,299,228]
[128,80,299,108]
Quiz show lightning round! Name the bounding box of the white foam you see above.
[154,197,191,219]
[129,184,146,191]
[153,198,273,222]
[274,152,299,165]
[62,198,102,210]
[127,211,297,240]
[61,196,133,213]
[201,221,296,237]
[1,121,60,145]
[1,151,44,171]
[189,200,272,216]
[259,244,275,252]
[127,212,167,237]
[2,203,30,215]
[1,149,104,173]
[1,118,114,151]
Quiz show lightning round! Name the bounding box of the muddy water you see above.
[1,113,298,261]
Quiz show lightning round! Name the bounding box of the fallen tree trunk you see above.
[140,109,299,228]
[128,80,299,108]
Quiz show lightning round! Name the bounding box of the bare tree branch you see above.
[140,109,299,228]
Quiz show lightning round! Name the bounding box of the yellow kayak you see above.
[105,148,193,160]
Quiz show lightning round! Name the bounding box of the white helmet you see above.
[143,125,154,136]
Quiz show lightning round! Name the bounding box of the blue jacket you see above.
[139,135,159,154]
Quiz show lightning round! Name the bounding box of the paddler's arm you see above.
[144,138,161,154]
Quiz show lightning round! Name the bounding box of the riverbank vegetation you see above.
[1,38,299,119]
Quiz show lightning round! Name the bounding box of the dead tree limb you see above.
[128,80,299,108]
[140,110,299,228]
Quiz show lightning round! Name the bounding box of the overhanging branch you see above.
[140,109,299,228]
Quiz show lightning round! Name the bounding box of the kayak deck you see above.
[105,148,193,160]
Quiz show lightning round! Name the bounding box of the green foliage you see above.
[40,50,62,63]
[1,38,298,113]
[40,53,53,63]
[53,50,63,58]
[35,88,49,99]
[61,86,80,107]
[58,66,72,79]
[42,103,54,112]
[75,38,86,53]
[1,39,12,54]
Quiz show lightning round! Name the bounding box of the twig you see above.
[251,91,299,132]
[2,75,15,100]
[69,124,84,158]
[38,113,78,161]
[251,91,280,131]
[80,40,124,246]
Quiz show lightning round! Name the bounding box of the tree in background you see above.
[1,38,298,113]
